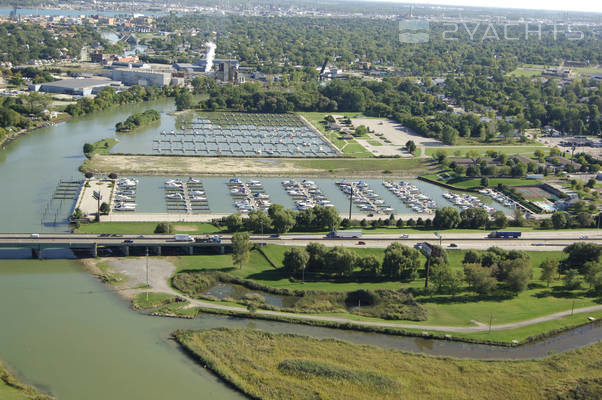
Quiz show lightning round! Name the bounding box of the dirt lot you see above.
[351,118,443,157]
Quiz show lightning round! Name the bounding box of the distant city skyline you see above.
[371,0,602,13]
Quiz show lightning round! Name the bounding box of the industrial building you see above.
[197,58,239,72]
[29,78,122,96]
[110,68,172,87]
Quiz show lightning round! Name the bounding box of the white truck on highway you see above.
[325,230,363,239]
[173,234,194,242]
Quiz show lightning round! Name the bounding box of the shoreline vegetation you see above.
[174,328,602,400]
[0,360,53,400]
[0,113,70,149]
[115,109,161,133]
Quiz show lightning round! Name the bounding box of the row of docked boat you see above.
[478,188,519,208]
[282,179,334,211]
[335,180,394,214]
[113,178,138,211]
[442,192,496,213]
[228,179,271,213]
[382,181,437,214]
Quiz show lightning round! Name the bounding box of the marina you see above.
[151,113,339,157]
[71,176,514,221]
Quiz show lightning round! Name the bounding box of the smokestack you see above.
[204,42,216,72]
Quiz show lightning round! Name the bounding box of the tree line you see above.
[115,109,161,132]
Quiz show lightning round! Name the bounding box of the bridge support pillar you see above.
[187,246,194,256]
[122,246,130,257]
[31,248,42,259]
[91,243,98,258]
[218,246,225,255]
[154,246,161,256]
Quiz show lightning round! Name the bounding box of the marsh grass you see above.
[175,328,602,400]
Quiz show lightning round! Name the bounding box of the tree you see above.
[463,263,497,296]
[99,202,110,214]
[405,140,416,154]
[539,258,559,287]
[382,243,420,281]
[358,255,381,276]
[271,209,296,234]
[460,207,489,229]
[433,206,461,229]
[83,143,93,154]
[232,231,250,269]
[492,211,508,229]
[562,242,601,274]
[480,177,489,187]
[282,247,309,278]
[245,210,271,234]
[463,250,481,264]
[154,222,173,234]
[224,213,243,232]
[175,89,194,111]
[305,242,328,272]
[313,205,340,231]
[499,258,532,293]
[563,269,582,290]
[551,212,569,229]
[324,246,357,277]
[430,261,463,294]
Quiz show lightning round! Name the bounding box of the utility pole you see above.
[348,185,353,221]
[146,247,149,303]
[489,314,493,333]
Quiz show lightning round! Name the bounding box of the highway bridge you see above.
[0,231,600,258]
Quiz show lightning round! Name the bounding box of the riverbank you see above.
[80,154,433,177]
[0,360,53,400]
[87,255,602,346]
[0,114,71,149]
[175,328,602,400]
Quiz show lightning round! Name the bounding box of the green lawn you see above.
[507,68,543,78]
[172,245,601,331]
[451,177,539,189]
[342,142,373,157]
[425,146,546,157]
[85,138,118,157]
[367,140,383,146]
[76,222,223,234]
[293,157,427,175]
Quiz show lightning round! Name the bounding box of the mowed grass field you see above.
[174,245,599,331]
[176,328,602,400]
[425,146,546,157]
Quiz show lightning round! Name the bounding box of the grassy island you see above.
[175,328,602,400]
[115,109,160,133]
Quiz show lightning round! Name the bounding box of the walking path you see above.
[104,258,601,334]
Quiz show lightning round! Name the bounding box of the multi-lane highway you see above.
[0,230,599,252]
